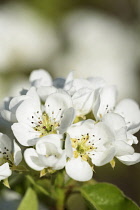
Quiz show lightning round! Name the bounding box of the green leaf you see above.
[81,183,140,210]
[17,187,38,210]
[66,193,87,210]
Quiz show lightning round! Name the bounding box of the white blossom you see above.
[30,69,53,88]
[64,73,106,117]
[0,133,22,180]
[24,134,66,171]
[0,69,140,182]
[12,87,75,146]
[1,95,29,123]
[115,99,140,135]
[102,113,140,165]
[65,120,115,181]
[92,85,117,120]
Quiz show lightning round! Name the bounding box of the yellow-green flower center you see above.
[71,134,95,162]
[33,112,59,137]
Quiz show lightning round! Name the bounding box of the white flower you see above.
[0,133,22,180]
[24,134,66,171]
[115,99,140,135]
[29,69,72,103]
[92,85,117,120]
[65,120,115,181]
[102,113,140,165]
[64,73,106,117]
[12,87,75,146]
[92,85,140,137]
[30,68,66,89]
[30,69,53,88]
[1,95,29,123]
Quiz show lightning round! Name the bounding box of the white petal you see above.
[16,97,41,125]
[13,140,22,166]
[87,77,106,90]
[115,99,140,133]
[52,151,66,170]
[24,148,44,171]
[36,141,59,156]
[117,153,140,165]
[1,110,17,122]
[72,88,95,116]
[0,133,12,152]
[39,155,59,168]
[12,123,40,146]
[95,85,117,119]
[30,69,52,87]
[65,134,73,158]
[66,157,93,181]
[114,141,134,156]
[65,79,93,96]
[9,95,29,113]
[127,132,138,145]
[67,120,95,139]
[92,90,100,119]
[37,86,57,102]
[91,147,115,166]
[65,72,74,85]
[89,122,114,144]
[39,150,66,170]
[36,134,62,155]
[102,113,127,141]
[26,87,41,107]
[45,92,72,121]
[128,126,140,135]
[0,163,12,181]
[59,107,75,134]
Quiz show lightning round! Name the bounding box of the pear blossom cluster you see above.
[0,69,140,182]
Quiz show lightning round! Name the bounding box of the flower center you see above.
[0,147,13,167]
[33,112,59,137]
[71,134,96,162]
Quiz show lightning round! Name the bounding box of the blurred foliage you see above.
[0,0,139,23]
[19,0,140,23]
